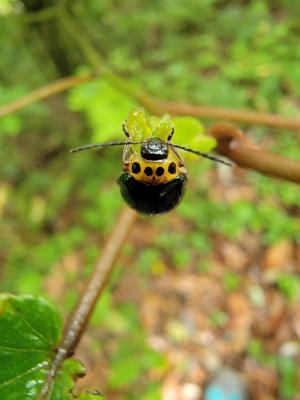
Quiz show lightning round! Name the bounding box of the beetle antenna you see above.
[170,144,232,166]
[70,140,144,153]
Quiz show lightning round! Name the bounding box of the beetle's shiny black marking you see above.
[156,167,164,176]
[144,167,153,176]
[132,162,141,174]
[168,162,176,174]
[141,138,169,160]
[118,173,187,215]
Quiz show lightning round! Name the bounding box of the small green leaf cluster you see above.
[68,79,136,142]
[69,81,215,153]
[71,0,300,115]
[0,295,100,400]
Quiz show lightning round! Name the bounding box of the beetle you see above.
[71,110,231,215]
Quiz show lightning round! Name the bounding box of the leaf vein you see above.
[0,345,50,353]
[13,309,53,347]
[0,361,48,389]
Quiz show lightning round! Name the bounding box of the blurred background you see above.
[1,0,300,399]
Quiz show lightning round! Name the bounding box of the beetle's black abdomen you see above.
[118,173,187,215]
[141,138,169,160]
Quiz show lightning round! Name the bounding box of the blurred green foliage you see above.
[248,339,299,398]
[223,272,242,292]
[1,0,300,397]
[68,79,137,142]
[278,357,299,399]
[276,274,300,302]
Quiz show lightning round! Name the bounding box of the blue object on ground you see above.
[204,367,248,400]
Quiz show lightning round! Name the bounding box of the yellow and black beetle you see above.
[71,110,230,215]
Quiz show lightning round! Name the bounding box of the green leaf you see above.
[68,79,136,142]
[125,108,152,141]
[0,295,99,400]
[50,358,86,400]
[173,117,216,156]
[126,112,216,160]
[152,113,173,139]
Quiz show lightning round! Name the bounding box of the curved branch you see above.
[3,6,300,131]
[58,11,300,133]
[152,100,300,132]
[1,73,299,184]
[39,207,137,399]
[210,123,300,183]
[0,74,94,118]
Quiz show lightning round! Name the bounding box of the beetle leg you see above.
[167,125,175,142]
[122,122,130,138]
[171,145,185,168]
[122,142,131,169]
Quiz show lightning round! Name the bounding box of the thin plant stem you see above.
[153,99,300,132]
[0,74,95,117]
[3,7,300,130]
[39,207,137,399]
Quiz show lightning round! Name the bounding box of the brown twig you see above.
[40,207,137,399]
[3,0,300,131]
[2,70,300,133]
[1,71,299,184]
[152,99,300,131]
[210,123,300,183]
[0,74,95,118]
[137,102,300,184]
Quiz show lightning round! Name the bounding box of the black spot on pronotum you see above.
[156,167,164,176]
[168,162,176,174]
[144,167,153,176]
[132,162,141,174]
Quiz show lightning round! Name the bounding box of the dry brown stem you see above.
[0,74,94,118]
[154,99,300,131]
[40,207,137,399]
[210,123,300,183]
[2,70,300,132]
[1,72,299,184]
